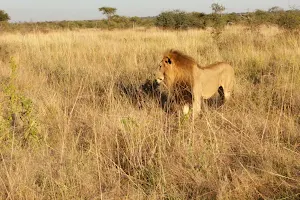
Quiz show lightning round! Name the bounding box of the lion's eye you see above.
[165,61,168,63]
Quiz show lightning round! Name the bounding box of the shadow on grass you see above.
[116,79,169,111]
[117,79,226,113]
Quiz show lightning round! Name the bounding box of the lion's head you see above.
[155,49,196,89]
[156,55,175,87]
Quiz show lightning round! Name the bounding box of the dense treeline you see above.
[0,16,155,32]
[0,8,300,32]
[155,9,300,30]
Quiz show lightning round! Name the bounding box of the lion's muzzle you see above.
[155,71,165,84]
[156,77,164,84]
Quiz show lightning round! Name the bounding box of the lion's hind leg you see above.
[222,77,234,101]
[223,81,234,101]
[224,91,231,101]
[222,86,232,101]
[218,86,225,101]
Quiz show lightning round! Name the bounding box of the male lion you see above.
[155,49,234,116]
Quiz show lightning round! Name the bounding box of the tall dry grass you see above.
[0,26,300,199]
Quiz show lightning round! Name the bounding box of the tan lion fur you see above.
[156,49,235,115]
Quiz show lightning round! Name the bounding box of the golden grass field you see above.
[0,26,300,199]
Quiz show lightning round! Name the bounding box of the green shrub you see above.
[188,12,207,29]
[155,11,176,29]
[156,10,190,29]
[0,10,10,21]
[277,10,300,30]
[1,57,40,145]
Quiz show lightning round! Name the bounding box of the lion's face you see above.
[156,56,174,87]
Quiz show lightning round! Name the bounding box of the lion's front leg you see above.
[182,104,190,115]
[192,85,201,117]
[192,97,201,116]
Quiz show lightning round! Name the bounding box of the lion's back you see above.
[201,62,234,77]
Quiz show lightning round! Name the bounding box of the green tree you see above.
[211,3,226,14]
[173,10,190,29]
[155,11,176,28]
[210,3,226,31]
[253,9,271,24]
[130,16,141,29]
[156,10,189,29]
[0,10,10,21]
[268,6,284,12]
[98,7,117,19]
[188,12,206,29]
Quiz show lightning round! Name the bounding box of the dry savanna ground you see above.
[0,26,300,199]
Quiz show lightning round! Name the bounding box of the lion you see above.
[155,49,235,116]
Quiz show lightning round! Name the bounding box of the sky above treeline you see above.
[1,0,299,22]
